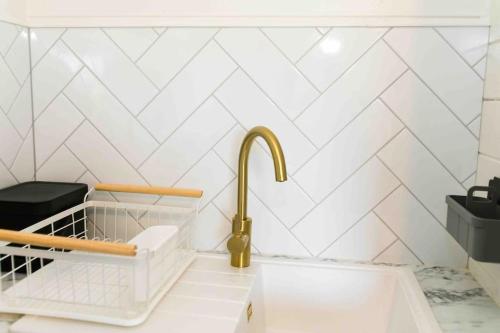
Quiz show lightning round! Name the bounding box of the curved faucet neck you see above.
[236,126,287,220]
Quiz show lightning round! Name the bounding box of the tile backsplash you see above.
[0,21,34,188]
[1,24,489,267]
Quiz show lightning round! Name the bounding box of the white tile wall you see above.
[0,21,34,189]
[1,25,487,267]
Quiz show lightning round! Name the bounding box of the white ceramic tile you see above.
[215,28,318,119]
[320,213,397,261]
[298,28,387,91]
[484,41,500,99]
[316,27,331,35]
[154,28,167,35]
[137,28,217,88]
[214,180,310,257]
[66,121,147,186]
[374,240,422,265]
[32,41,82,117]
[0,160,16,189]
[215,69,316,173]
[296,42,406,147]
[477,154,500,186]
[103,28,158,62]
[0,21,19,56]
[468,116,481,138]
[378,130,465,225]
[292,158,399,256]
[174,151,234,209]
[479,101,500,160]
[473,57,487,79]
[215,126,315,227]
[375,187,468,267]
[140,98,235,186]
[436,27,489,66]
[5,28,30,83]
[37,145,85,182]
[30,28,66,66]
[64,68,158,167]
[9,131,34,183]
[62,28,158,114]
[0,55,20,112]
[8,80,32,138]
[384,28,484,124]
[34,94,84,166]
[295,100,403,202]
[262,28,322,63]
[192,204,231,251]
[0,110,22,167]
[139,41,236,142]
[382,71,478,181]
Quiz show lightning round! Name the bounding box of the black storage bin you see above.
[446,178,500,263]
[0,181,88,272]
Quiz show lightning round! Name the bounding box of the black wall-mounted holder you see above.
[446,177,500,263]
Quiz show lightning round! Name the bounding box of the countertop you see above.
[6,255,500,333]
[414,266,500,332]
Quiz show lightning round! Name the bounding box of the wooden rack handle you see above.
[95,183,203,198]
[0,229,137,257]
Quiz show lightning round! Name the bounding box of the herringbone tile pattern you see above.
[27,26,489,267]
[0,21,34,189]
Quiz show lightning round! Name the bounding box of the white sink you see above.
[10,255,441,333]
[239,259,441,333]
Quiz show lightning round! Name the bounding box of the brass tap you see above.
[227,126,287,267]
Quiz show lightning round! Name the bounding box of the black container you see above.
[0,181,88,272]
[446,178,500,263]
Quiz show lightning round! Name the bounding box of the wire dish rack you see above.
[0,183,202,326]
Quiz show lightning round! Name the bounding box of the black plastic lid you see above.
[0,181,88,216]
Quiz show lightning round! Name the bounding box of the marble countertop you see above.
[414,266,500,332]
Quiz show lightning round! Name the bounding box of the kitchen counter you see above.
[7,255,500,333]
[414,266,500,332]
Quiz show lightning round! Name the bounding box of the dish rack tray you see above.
[0,183,202,326]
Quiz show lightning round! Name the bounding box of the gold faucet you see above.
[227,126,287,268]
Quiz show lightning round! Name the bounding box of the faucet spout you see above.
[229,126,287,268]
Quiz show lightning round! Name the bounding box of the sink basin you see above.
[10,255,441,333]
[239,259,441,333]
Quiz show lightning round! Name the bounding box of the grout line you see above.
[371,238,399,262]
[100,27,162,92]
[290,126,406,231]
[27,26,37,180]
[0,157,20,184]
[375,154,453,237]
[379,97,472,188]
[213,39,320,152]
[136,65,239,170]
[294,28,331,65]
[2,29,21,58]
[316,184,403,258]
[135,29,220,118]
[29,28,67,69]
[466,113,481,126]
[433,27,484,81]
[471,54,487,69]
[134,27,168,64]
[259,28,322,94]
[59,38,163,146]
[372,210,425,265]
[291,67,409,176]
[293,27,392,121]
[382,38,480,139]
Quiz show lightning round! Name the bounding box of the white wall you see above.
[470,0,500,306]
[0,20,35,188]
[29,26,485,267]
[9,0,496,27]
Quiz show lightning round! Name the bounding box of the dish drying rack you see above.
[0,183,202,326]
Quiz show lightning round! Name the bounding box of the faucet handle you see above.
[227,233,249,253]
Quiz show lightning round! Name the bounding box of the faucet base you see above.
[228,216,252,268]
